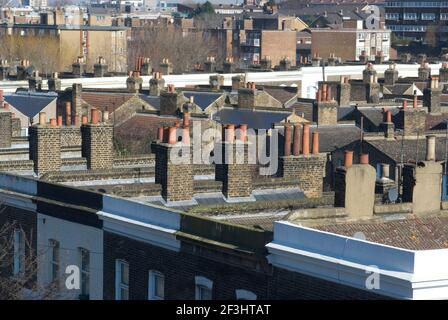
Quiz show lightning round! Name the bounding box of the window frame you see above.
[236,289,257,300]
[148,270,165,300]
[49,239,60,284]
[195,276,213,300]
[115,260,129,300]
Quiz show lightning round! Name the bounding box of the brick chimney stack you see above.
[209,74,224,90]
[48,72,61,91]
[238,82,259,108]
[311,53,322,67]
[160,58,173,75]
[359,50,368,64]
[313,84,338,125]
[423,76,442,114]
[279,123,326,198]
[223,56,234,73]
[279,57,292,71]
[337,76,351,106]
[231,75,245,91]
[0,59,9,80]
[71,83,83,121]
[215,123,253,200]
[126,70,143,93]
[28,112,62,175]
[0,94,12,149]
[334,151,376,217]
[402,135,442,215]
[16,60,30,80]
[398,98,426,137]
[384,63,398,86]
[379,108,394,139]
[94,57,108,78]
[154,125,194,204]
[374,51,384,64]
[204,56,217,73]
[260,56,272,70]
[160,84,183,115]
[28,70,42,92]
[140,58,152,76]
[149,72,165,96]
[439,62,448,82]
[72,56,86,78]
[418,62,431,80]
[81,109,114,170]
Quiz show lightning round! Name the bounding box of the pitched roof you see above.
[262,86,298,106]
[310,124,361,153]
[213,107,292,129]
[81,92,134,113]
[182,91,224,111]
[315,216,448,250]
[4,92,57,118]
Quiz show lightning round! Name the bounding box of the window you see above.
[195,276,213,300]
[148,270,165,300]
[49,239,59,283]
[79,248,90,298]
[385,13,400,20]
[421,13,436,20]
[403,13,417,20]
[13,229,25,277]
[236,289,257,300]
[115,260,129,300]
[441,13,448,20]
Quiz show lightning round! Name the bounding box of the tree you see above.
[192,1,215,17]
[425,24,438,48]
[0,219,61,300]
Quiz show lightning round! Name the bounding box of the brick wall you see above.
[396,109,426,136]
[423,88,441,114]
[81,124,114,170]
[103,231,270,300]
[313,101,338,125]
[11,118,21,137]
[28,125,62,175]
[0,111,12,148]
[280,154,326,198]
[61,127,82,148]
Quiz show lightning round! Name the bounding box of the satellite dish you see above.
[388,188,399,203]
[353,232,366,241]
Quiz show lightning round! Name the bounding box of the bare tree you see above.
[0,220,61,300]
[128,24,221,74]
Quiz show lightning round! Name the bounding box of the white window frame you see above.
[13,229,25,277]
[148,270,165,300]
[115,260,129,300]
[79,248,90,297]
[195,276,213,300]
[236,289,257,300]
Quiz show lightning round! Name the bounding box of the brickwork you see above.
[215,142,253,198]
[397,108,427,136]
[153,143,194,202]
[423,88,441,114]
[366,83,380,103]
[28,124,61,175]
[11,118,21,137]
[81,124,114,170]
[126,76,143,93]
[0,159,34,172]
[279,154,326,198]
[72,62,86,78]
[160,91,182,115]
[418,66,431,80]
[103,231,270,300]
[384,69,398,86]
[48,78,61,91]
[71,84,83,118]
[337,83,351,106]
[149,79,165,96]
[350,82,367,102]
[0,111,12,148]
[61,126,82,147]
[94,64,108,77]
[313,101,338,125]
[237,88,281,109]
[440,67,448,82]
[0,65,9,80]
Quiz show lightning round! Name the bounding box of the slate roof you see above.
[81,92,134,112]
[4,92,57,118]
[315,216,448,250]
[213,107,292,129]
[310,124,361,153]
[182,91,224,111]
[426,113,448,131]
[262,86,298,106]
[360,137,446,163]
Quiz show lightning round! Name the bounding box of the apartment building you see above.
[311,20,391,61]
[385,0,448,44]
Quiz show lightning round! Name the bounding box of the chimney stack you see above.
[160,58,173,75]
[0,98,12,148]
[418,62,431,80]
[384,64,398,86]
[149,72,165,96]
[204,56,217,73]
[81,109,114,170]
[335,152,376,217]
[426,135,436,161]
[140,57,152,76]
[28,70,42,92]
[231,75,245,91]
[160,84,183,115]
[94,56,108,78]
[209,74,224,90]
[0,59,9,80]
[48,72,61,91]
[337,76,351,106]
[72,56,86,78]
[126,70,143,93]
[154,125,194,204]
[260,56,272,70]
[423,76,442,114]
[28,112,62,175]
[314,83,338,125]
[223,56,234,73]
